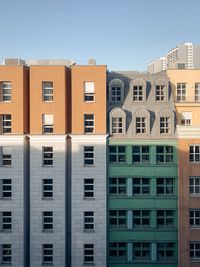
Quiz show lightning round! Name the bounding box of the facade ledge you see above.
[28,134,67,142]
[177,125,200,138]
[0,134,27,142]
[70,134,108,142]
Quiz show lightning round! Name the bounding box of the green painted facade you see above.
[107,139,178,267]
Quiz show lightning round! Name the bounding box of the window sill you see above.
[42,263,53,266]
[42,230,54,233]
[83,165,95,167]
[83,197,95,200]
[42,198,54,200]
[84,230,95,233]
[83,263,95,266]
[42,166,54,168]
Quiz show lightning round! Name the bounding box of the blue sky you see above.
[0,0,200,70]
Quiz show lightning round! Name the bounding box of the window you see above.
[42,81,53,101]
[195,83,200,101]
[2,115,11,134]
[177,83,186,101]
[133,178,150,196]
[1,212,12,232]
[42,244,53,264]
[109,146,126,163]
[43,211,53,231]
[157,178,174,195]
[1,82,11,102]
[112,117,123,134]
[190,210,200,228]
[157,243,175,260]
[133,210,150,228]
[132,146,150,164]
[109,178,126,196]
[84,244,94,264]
[156,146,174,164]
[156,85,166,101]
[160,117,171,134]
[1,244,11,265]
[84,146,94,166]
[84,179,94,198]
[84,211,94,231]
[84,82,95,102]
[136,117,146,134]
[84,114,94,133]
[111,85,121,102]
[42,114,53,134]
[181,112,192,125]
[109,210,126,228]
[42,179,53,198]
[0,179,12,199]
[109,242,127,261]
[133,242,151,261]
[190,145,200,162]
[190,177,200,195]
[1,147,12,167]
[157,210,174,228]
[43,147,53,166]
[133,85,143,101]
[190,242,200,261]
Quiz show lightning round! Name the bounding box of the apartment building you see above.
[167,70,200,267]
[71,65,107,267]
[107,71,178,267]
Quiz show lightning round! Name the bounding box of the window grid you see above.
[42,81,53,102]
[195,83,200,102]
[42,115,53,134]
[133,178,150,196]
[133,242,151,261]
[43,179,53,198]
[190,242,200,260]
[43,211,53,231]
[42,244,53,264]
[84,81,95,102]
[133,210,150,228]
[84,146,94,166]
[84,244,94,264]
[132,146,150,164]
[112,117,123,134]
[190,177,200,195]
[156,85,166,101]
[156,146,174,164]
[157,243,174,260]
[84,114,94,134]
[133,85,143,101]
[109,146,126,163]
[109,210,126,228]
[157,178,174,195]
[109,242,127,260]
[190,210,200,228]
[190,145,200,162]
[136,117,146,134]
[2,148,12,167]
[157,210,174,228]
[43,147,53,166]
[109,178,126,196]
[177,83,186,101]
[84,179,94,198]
[160,117,171,134]
[2,212,12,231]
[2,115,11,134]
[1,179,12,199]
[111,86,121,102]
[1,244,11,264]
[84,211,94,231]
[1,82,11,102]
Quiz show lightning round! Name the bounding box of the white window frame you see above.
[111,85,121,102]
[84,211,94,231]
[42,114,54,134]
[2,114,11,134]
[195,83,200,102]
[112,117,123,134]
[133,85,143,102]
[84,146,94,166]
[42,179,53,199]
[190,210,200,228]
[42,81,53,102]
[0,179,12,199]
[181,112,192,126]
[42,147,53,166]
[1,147,12,167]
[84,244,94,264]
[1,212,12,232]
[160,117,171,134]
[190,242,200,261]
[136,117,146,134]
[42,244,53,264]
[1,244,11,265]
[177,83,186,101]
[190,145,200,163]
[84,114,95,134]
[190,177,200,195]
[84,82,95,102]
[156,85,166,101]
[1,82,11,102]
[84,179,94,199]
[42,211,53,232]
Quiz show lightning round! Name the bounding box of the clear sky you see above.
[0,0,200,71]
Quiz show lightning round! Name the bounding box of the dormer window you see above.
[159,110,174,135]
[181,112,192,126]
[109,79,124,103]
[134,109,150,135]
[136,117,146,134]
[132,78,146,102]
[110,108,126,135]
[155,78,168,102]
